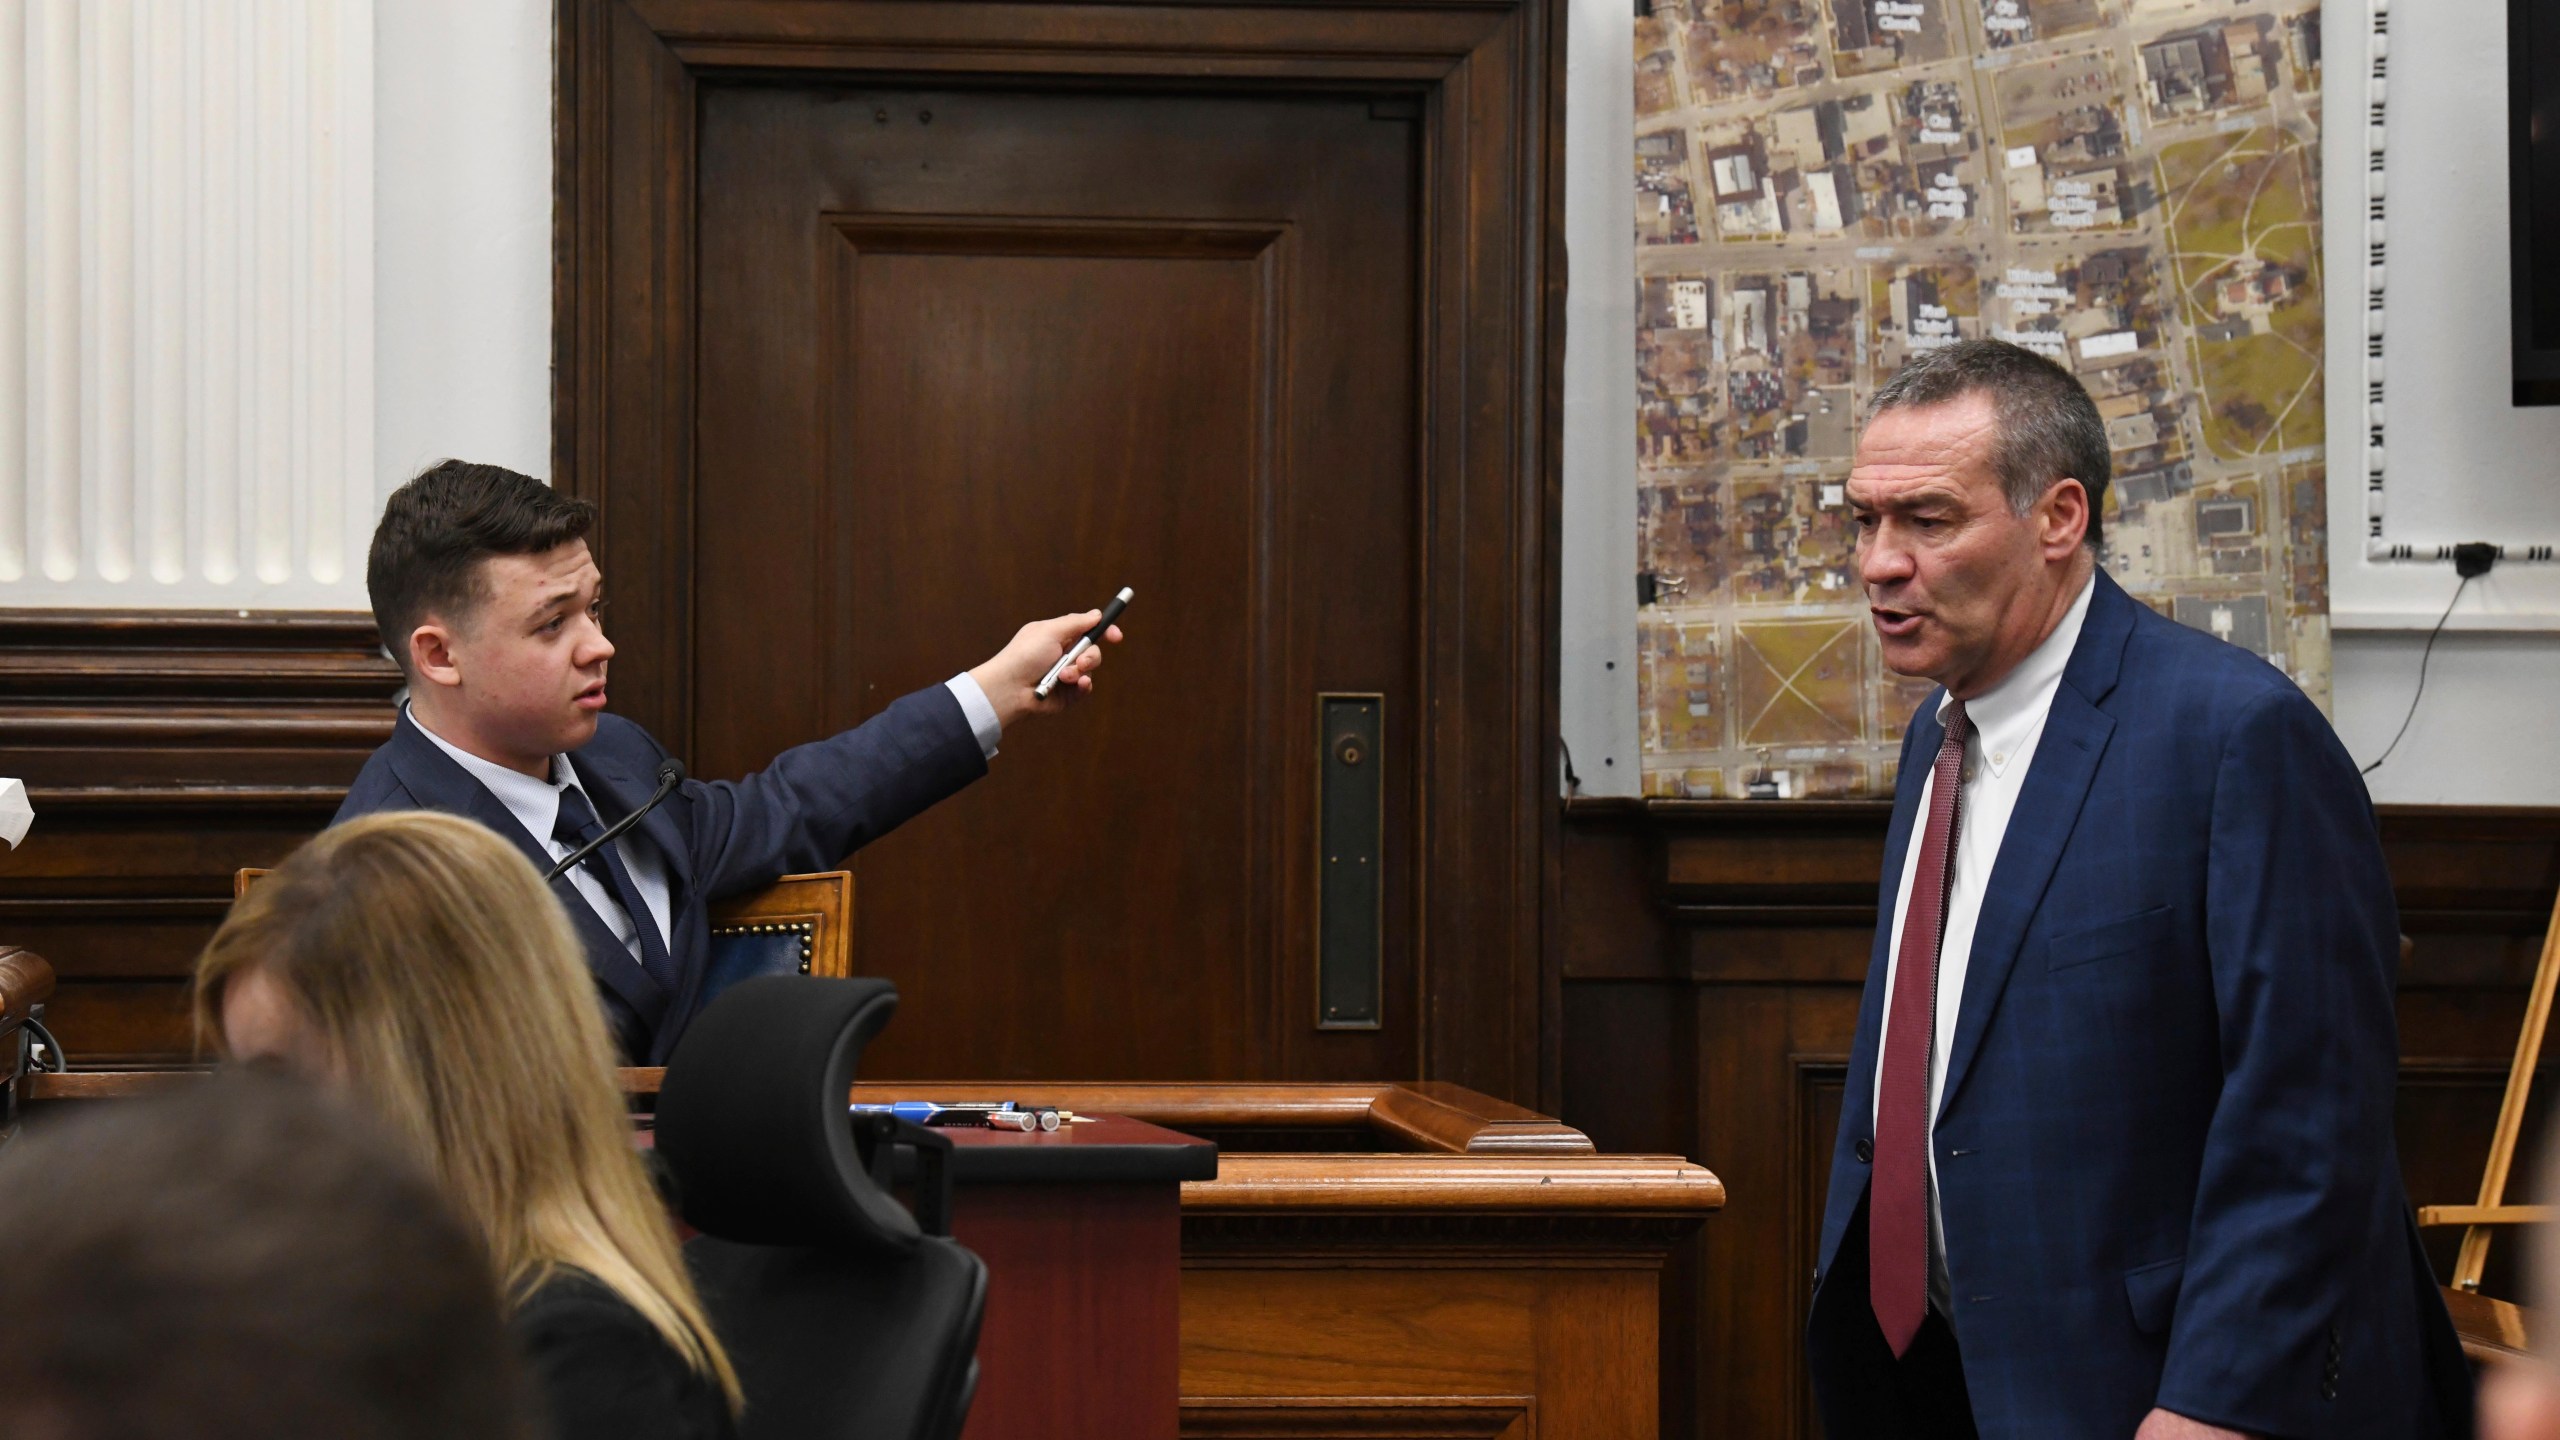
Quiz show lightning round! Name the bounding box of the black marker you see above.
[1033,587,1132,699]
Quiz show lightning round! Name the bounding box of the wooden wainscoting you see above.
[1555,797,2560,1440]
[0,611,397,1066]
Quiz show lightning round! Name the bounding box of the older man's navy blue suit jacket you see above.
[1808,570,2469,1439]
[333,686,986,1064]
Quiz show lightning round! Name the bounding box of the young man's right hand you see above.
[967,611,1126,732]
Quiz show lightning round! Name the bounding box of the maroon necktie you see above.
[1872,699,1969,1358]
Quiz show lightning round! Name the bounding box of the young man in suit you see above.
[1807,341,2469,1439]
[337,460,1122,1063]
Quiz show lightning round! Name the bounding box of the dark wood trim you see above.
[1787,1054,1848,1439]
[553,0,1564,1104]
[1367,1080,1594,1156]
[13,788,357,813]
[1565,794,2560,830]
[1180,1397,1532,1440]
[0,609,398,795]
[0,610,398,1068]
[1562,794,2560,915]
[0,608,383,648]
[624,0,1519,77]
[0,608,396,801]
[1531,0,1570,1118]
[27,1071,1605,1157]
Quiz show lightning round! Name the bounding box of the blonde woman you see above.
[194,810,742,1440]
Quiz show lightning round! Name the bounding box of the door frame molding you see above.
[554,0,1564,1103]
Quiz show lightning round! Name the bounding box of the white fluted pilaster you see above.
[0,0,372,608]
[0,1,23,584]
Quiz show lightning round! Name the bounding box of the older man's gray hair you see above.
[1869,338,2112,552]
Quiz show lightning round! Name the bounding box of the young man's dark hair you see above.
[367,460,596,675]
[0,1069,540,1440]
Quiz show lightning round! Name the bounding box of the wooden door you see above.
[691,87,1418,1080]
[555,0,1558,1101]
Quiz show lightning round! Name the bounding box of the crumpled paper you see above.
[0,778,29,849]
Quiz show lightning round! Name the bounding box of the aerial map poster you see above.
[1633,0,2330,799]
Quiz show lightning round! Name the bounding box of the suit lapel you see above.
[384,714,556,876]
[565,747,694,894]
[1935,570,2135,1119]
[386,714,672,1026]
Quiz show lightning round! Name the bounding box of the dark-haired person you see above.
[1804,340,2467,1439]
[0,1067,540,1440]
[339,460,1122,1061]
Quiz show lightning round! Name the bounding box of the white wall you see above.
[2318,0,2560,803]
[1560,0,2560,806]
[1558,0,1642,795]
[371,0,550,501]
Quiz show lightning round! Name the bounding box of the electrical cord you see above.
[2359,545,2495,776]
[24,1014,67,1074]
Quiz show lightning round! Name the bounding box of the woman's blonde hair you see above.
[193,810,741,1412]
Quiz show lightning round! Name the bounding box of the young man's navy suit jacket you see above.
[1808,569,2470,1439]
[333,685,986,1064]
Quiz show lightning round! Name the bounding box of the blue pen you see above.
[849,1101,942,1123]
[850,1101,1017,1124]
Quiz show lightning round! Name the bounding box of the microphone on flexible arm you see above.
[546,759,686,883]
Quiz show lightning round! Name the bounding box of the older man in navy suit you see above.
[1805,341,2469,1439]
[336,460,1121,1063]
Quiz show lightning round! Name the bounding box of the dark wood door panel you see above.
[693,84,1420,1080]
[557,0,1560,1103]
[840,240,1269,1081]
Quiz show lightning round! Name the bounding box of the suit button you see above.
[2321,1381,2338,1401]
[1855,1138,1874,1163]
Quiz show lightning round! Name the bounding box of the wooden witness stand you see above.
[5,946,1723,1439]
[2416,881,2560,1361]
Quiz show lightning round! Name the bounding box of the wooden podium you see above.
[15,1059,1724,1440]
[855,1082,1722,1440]
[931,1115,1217,1440]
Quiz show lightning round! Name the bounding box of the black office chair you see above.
[655,975,985,1440]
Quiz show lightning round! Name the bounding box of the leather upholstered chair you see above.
[698,871,854,995]
[654,974,985,1440]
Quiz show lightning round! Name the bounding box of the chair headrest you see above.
[654,975,920,1255]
